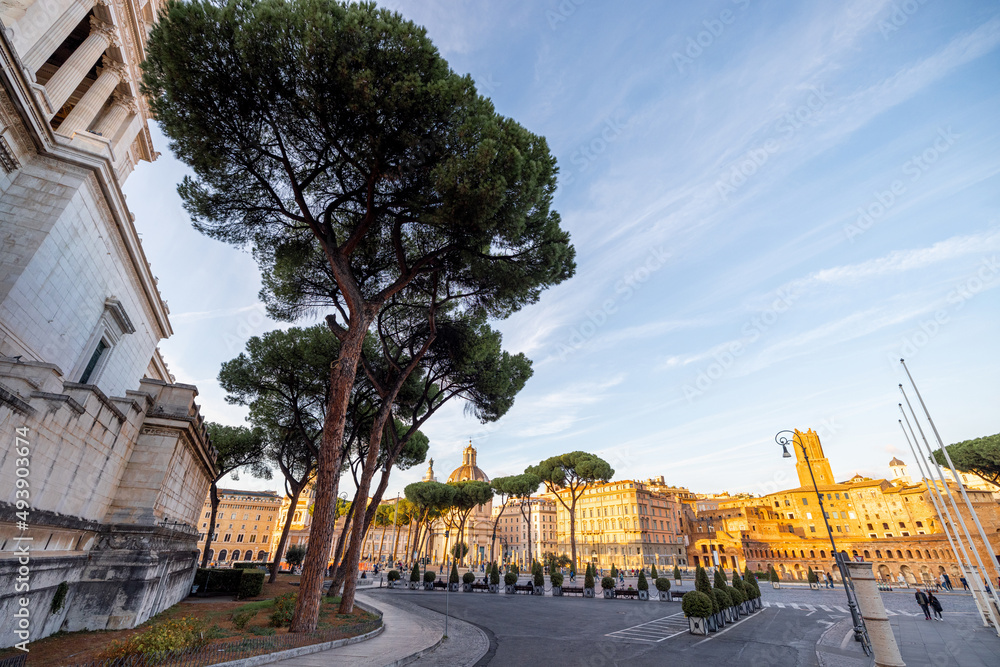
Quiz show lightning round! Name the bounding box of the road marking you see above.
[775,602,785,608]
[818,605,832,611]
[693,611,760,645]
[606,612,689,643]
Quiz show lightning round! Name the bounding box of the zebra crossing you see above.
[605,612,690,642]
[760,601,922,617]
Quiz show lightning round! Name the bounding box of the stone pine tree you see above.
[488,476,518,563]
[526,453,612,572]
[505,473,541,566]
[200,423,270,568]
[217,325,338,582]
[144,0,575,632]
[931,432,1000,487]
[445,480,493,565]
[404,481,457,566]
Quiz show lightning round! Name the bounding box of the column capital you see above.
[89,16,119,47]
[109,91,137,115]
[98,56,129,82]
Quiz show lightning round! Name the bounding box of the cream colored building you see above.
[0,0,216,647]
[196,488,281,565]
[491,496,557,567]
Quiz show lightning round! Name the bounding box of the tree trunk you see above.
[391,518,404,561]
[290,327,367,633]
[328,500,359,595]
[269,483,303,584]
[569,498,577,572]
[200,481,221,568]
[377,520,389,562]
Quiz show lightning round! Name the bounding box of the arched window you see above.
[258,550,267,561]
[915,550,922,559]
[863,550,871,559]
[218,549,228,561]
[809,550,815,558]
[232,549,241,561]
[206,549,214,561]
[799,550,805,558]
[906,550,913,559]
[820,550,826,558]
[875,550,882,558]
[896,550,903,559]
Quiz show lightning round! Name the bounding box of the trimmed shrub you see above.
[682,591,712,618]
[449,562,460,584]
[655,577,671,592]
[637,570,649,591]
[504,572,517,586]
[727,585,745,605]
[714,568,728,588]
[650,564,658,580]
[410,562,421,582]
[808,567,818,584]
[269,592,296,627]
[601,576,615,590]
[533,564,544,587]
[387,570,401,582]
[768,565,779,583]
[463,572,476,585]
[232,562,258,569]
[610,564,618,579]
[550,572,564,587]
[695,567,718,613]
[673,565,681,581]
[237,570,266,599]
[584,564,595,589]
[423,570,437,583]
[193,568,241,594]
[712,588,731,611]
[490,562,500,585]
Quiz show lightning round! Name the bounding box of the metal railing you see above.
[0,654,27,667]
[62,619,382,667]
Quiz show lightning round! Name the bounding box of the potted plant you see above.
[768,565,780,589]
[655,577,671,602]
[744,566,761,611]
[550,571,564,596]
[808,567,820,590]
[449,562,460,592]
[637,570,650,600]
[726,585,742,620]
[489,562,500,593]
[423,569,436,591]
[713,588,731,625]
[650,564,658,580]
[584,563,596,598]
[532,562,545,595]
[409,562,421,590]
[601,575,616,599]
[504,571,518,594]
[462,571,476,592]
[695,566,718,631]
[387,569,400,588]
[682,590,712,635]
[674,565,682,588]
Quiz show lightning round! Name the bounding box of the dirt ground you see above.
[0,575,376,666]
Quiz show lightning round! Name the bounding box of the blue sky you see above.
[125,0,1000,499]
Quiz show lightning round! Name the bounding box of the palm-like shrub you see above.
[655,577,671,592]
[638,570,649,591]
[601,576,615,590]
[682,590,712,618]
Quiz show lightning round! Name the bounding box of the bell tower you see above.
[794,428,835,487]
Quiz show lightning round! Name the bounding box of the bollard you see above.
[845,562,905,667]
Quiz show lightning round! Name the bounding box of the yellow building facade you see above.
[196,488,282,565]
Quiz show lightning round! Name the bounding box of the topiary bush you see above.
[655,577,671,592]
[449,562,460,584]
[463,572,476,585]
[768,565,779,583]
[650,565,658,580]
[674,565,681,581]
[504,572,517,586]
[637,570,648,591]
[550,572,564,587]
[610,564,618,579]
[490,562,500,585]
[533,564,544,587]
[388,569,401,582]
[424,570,437,583]
[585,564,595,589]
[682,591,712,618]
[601,576,615,590]
[727,585,745,605]
[237,570,266,599]
[714,568,728,588]
[410,562,421,582]
[193,568,241,594]
[808,567,818,584]
[713,588,731,611]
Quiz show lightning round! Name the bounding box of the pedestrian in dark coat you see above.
[915,589,931,620]
[927,592,943,621]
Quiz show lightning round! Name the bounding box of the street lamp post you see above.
[444,529,451,638]
[775,430,870,652]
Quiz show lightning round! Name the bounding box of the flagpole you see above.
[901,360,1000,609]
[900,383,1000,631]
[898,413,985,625]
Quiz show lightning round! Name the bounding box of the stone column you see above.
[844,561,905,667]
[17,0,98,75]
[56,57,127,136]
[43,16,117,115]
[90,91,134,139]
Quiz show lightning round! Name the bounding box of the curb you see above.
[212,598,386,667]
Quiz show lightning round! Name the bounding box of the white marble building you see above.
[0,0,216,647]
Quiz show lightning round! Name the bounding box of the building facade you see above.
[196,488,281,565]
[491,496,557,568]
[0,0,216,647]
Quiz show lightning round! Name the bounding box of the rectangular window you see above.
[223,534,231,542]
[79,340,108,384]
[250,535,256,542]
[806,512,812,520]
[809,525,816,533]
[801,498,808,506]
[835,525,841,532]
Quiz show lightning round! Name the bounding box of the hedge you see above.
[237,570,266,599]
[193,568,264,599]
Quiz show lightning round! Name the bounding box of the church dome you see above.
[447,442,490,483]
[889,457,905,467]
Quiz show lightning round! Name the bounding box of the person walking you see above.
[927,592,944,621]
[915,589,932,620]
[942,573,952,591]
[825,572,833,589]
[960,576,969,591]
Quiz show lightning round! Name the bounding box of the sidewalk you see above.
[267,591,441,666]
[816,613,1000,667]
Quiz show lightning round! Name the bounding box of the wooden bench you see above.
[514,583,534,594]
[471,583,490,592]
[561,586,585,596]
[433,581,448,590]
[615,588,640,599]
